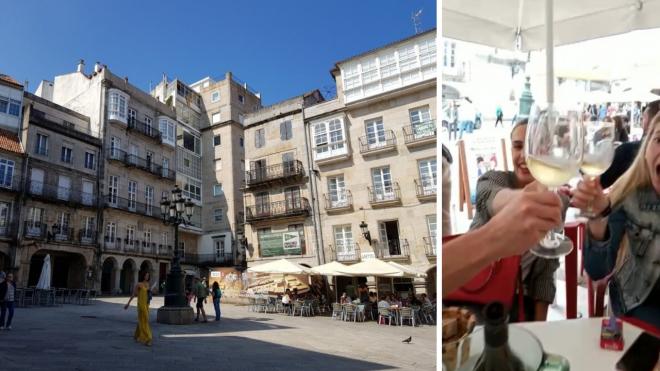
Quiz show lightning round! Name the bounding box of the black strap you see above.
[442,144,453,164]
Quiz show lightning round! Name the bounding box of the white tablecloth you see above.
[516,318,643,370]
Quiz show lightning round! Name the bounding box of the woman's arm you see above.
[124,284,139,310]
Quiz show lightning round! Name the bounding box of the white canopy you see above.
[309,261,352,276]
[388,262,427,279]
[247,259,310,275]
[36,254,51,290]
[335,258,417,278]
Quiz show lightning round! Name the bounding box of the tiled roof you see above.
[0,129,24,154]
[0,74,23,89]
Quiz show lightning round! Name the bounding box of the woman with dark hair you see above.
[211,282,222,321]
[124,271,153,346]
[611,115,629,143]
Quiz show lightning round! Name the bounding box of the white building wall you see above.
[0,83,23,130]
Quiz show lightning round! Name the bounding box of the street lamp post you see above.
[156,185,196,325]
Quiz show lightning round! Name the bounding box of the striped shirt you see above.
[469,170,569,303]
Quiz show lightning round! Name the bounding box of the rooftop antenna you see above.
[412,9,423,34]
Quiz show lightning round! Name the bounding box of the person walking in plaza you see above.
[211,282,222,321]
[457,97,476,139]
[193,277,209,322]
[495,105,504,128]
[123,271,153,346]
[0,272,16,330]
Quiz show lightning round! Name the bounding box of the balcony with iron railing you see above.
[102,236,172,257]
[106,149,176,180]
[424,237,437,258]
[324,190,353,213]
[374,239,410,261]
[245,198,311,223]
[50,226,75,243]
[23,222,97,246]
[403,120,437,147]
[27,181,97,208]
[244,160,305,189]
[367,183,402,207]
[332,243,361,263]
[105,195,163,220]
[23,221,47,240]
[0,221,17,239]
[127,117,162,142]
[314,140,351,165]
[358,130,397,156]
[415,178,437,202]
[79,229,97,245]
[181,253,234,266]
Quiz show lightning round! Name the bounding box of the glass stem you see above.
[586,176,596,215]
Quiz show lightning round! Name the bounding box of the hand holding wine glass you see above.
[577,118,615,217]
[570,177,609,216]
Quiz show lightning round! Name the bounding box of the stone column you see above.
[114,267,121,295]
[366,276,377,296]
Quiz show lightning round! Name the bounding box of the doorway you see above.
[378,220,401,256]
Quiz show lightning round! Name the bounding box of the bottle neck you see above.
[484,321,509,348]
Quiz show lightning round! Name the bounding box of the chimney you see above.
[94,61,102,73]
[77,59,85,73]
[225,71,232,81]
[162,73,167,83]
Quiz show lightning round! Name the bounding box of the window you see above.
[418,158,437,192]
[179,241,186,259]
[182,130,201,155]
[0,202,10,231]
[0,159,14,188]
[159,117,176,146]
[361,58,379,85]
[145,186,154,216]
[161,232,168,248]
[0,96,8,114]
[60,146,73,163]
[108,89,128,122]
[84,151,96,170]
[182,176,201,201]
[334,225,355,258]
[328,176,347,207]
[144,229,152,245]
[128,108,137,124]
[162,158,170,177]
[398,44,419,72]
[184,159,190,168]
[379,52,398,79]
[372,167,394,200]
[126,225,135,244]
[426,215,437,252]
[288,224,306,253]
[82,180,94,206]
[238,114,245,124]
[238,94,245,104]
[280,121,292,140]
[419,39,437,66]
[8,99,20,116]
[214,159,222,171]
[105,223,116,242]
[255,128,265,148]
[313,118,346,159]
[214,208,223,222]
[214,237,226,258]
[211,91,220,102]
[144,116,153,130]
[35,134,48,156]
[54,212,70,239]
[82,216,95,233]
[128,181,137,210]
[108,176,118,205]
[365,118,386,148]
[213,183,223,196]
[30,168,44,194]
[239,137,244,147]
[213,135,221,146]
[443,41,456,68]
[255,191,270,215]
[57,175,71,200]
[110,137,121,158]
[212,112,221,124]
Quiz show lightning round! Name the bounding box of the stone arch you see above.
[28,249,88,289]
[139,259,156,283]
[120,258,137,295]
[425,265,436,298]
[101,257,119,294]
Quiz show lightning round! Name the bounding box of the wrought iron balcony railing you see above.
[181,253,234,266]
[127,117,162,142]
[367,183,402,206]
[105,194,162,219]
[106,149,176,180]
[415,178,437,200]
[402,120,437,145]
[27,181,97,207]
[374,239,410,259]
[358,130,397,154]
[423,237,437,257]
[332,243,361,262]
[78,229,97,245]
[245,160,305,188]
[102,236,169,256]
[245,198,311,223]
[324,190,353,212]
[23,221,47,240]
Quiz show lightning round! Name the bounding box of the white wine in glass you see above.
[525,105,582,259]
[577,119,615,218]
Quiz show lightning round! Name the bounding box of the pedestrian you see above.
[457,97,476,139]
[193,277,208,322]
[495,105,503,127]
[211,282,222,321]
[0,272,15,331]
[124,271,153,346]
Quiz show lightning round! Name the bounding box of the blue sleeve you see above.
[583,208,627,280]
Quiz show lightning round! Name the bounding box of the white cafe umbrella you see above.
[247,259,310,275]
[36,254,52,290]
[309,261,352,276]
[388,262,428,279]
[443,0,660,104]
[335,258,416,278]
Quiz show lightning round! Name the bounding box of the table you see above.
[517,318,643,370]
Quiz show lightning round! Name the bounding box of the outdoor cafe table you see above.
[515,318,644,370]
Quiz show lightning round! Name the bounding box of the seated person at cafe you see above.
[572,114,660,328]
[421,293,432,307]
[292,288,299,301]
[409,295,422,306]
[340,292,351,304]
[282,289,292,311]
[377,296,390,309]
[358,284,369,303]
[459,119,568,322]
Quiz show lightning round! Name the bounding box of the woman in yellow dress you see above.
[124,271,153,346]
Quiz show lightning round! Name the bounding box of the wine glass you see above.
[576,118,615,218]
[525,104,583,258]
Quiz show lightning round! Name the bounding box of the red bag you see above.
[443,234,524,320]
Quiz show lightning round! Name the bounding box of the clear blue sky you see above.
[0,0,436,105]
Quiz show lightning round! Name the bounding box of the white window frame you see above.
[127,225,135,245]
[333,225,355,259]
[84,151,96,170]
[158,117,176,146]
[128,180,137,210]
[182,176,201,201]
[255,128,265,148]
[211,91,220,102]
[60,146,73,164]
[212,112,221,124]
[213,208,223,222]
[313,117,347,160]
[108,89,129,123]
[213,183,223,197]
[371,166,394,201]
[145,185,154,216]
[108,175,119,206]
[106,222,116,243]
[36,133,48,156]
[0,158,14,189]
[57,175,71,200]
[328,175,348,208]
[418,158,437,194]
[0,202,10,233]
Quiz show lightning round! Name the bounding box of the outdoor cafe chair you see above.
[356,304,367,322]
[255,298,268,313]
[302,300,315,317]
[343,304,358,322]
[331,303,344,320]
[378,308,396,326]
[14,289,24,307]
[399,307,416,327]
[88,290,97,303]
[21,288,35,307]
[54,289,66,305]
[247,297,256,312]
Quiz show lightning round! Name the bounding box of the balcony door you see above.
[378,220,401,256]
[0,202,9,236]
[328,176,347,207]
[82,216,95,242]
[128,181,137,211]
[251,159,266,183]
[282,153,295,175]
[365,118,386,149]
[110,137,121,158]
[129,144,138,165]
[27,207,43,236]
[333,225,355,261]
[57,175,71,200]
[409,106,433,138]
[418,158,437,194]
[371,167,394,201]
[108,176,118,206]
[55,212,70,240]
[255,192,270,216]
[426,215,437,255]
[30,168,44,195]
[214,237,226,263]
[82,180,94,206]
[284,186,301,211]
